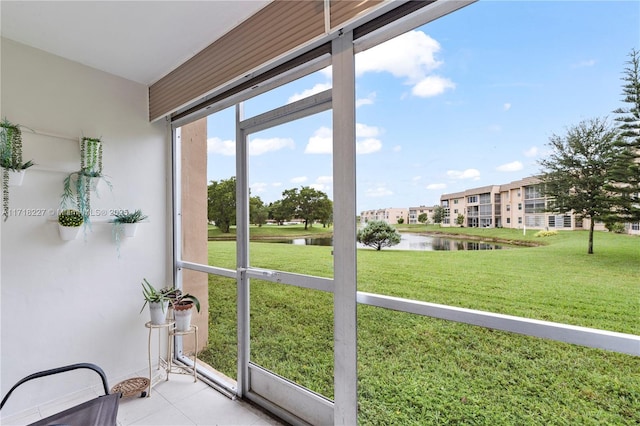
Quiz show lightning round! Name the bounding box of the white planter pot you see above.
[7,169,25,186]
[149,301,169,325]
[174,306,193,332]
[58,224,81,241]
[123,223,138,237]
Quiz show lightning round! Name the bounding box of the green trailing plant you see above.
[1,118,35,221]
[80,137,103,175]
[112,210,148,255]
[140,278,171,313]
[113,209,148,224]
[60,136,111,226]
[57,209,83,227]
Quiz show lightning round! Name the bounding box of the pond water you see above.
[263,233,513,251]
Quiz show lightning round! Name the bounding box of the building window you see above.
[524,185,543,199]
[518,217,522,224]
[453,199,458,204]
[467,195,478,203]
[506,218,511,224]
[454,209,458,214]
[506,204,511,212]
[518,203,522,210]
[525,199,545,214]
[525,215,544,228]
[632,223,639,231]
[563,215,572,227]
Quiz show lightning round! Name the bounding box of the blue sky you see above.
[205,1,640,213]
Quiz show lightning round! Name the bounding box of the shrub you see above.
[357,220,401,250]
[534,230,558,237]
[605,222,626,234]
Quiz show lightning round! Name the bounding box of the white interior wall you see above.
[0,38,170,416]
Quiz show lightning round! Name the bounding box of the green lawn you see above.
[200,227,639,425]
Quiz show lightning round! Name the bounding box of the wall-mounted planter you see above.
[122,223,138,238]
[4,168,25,186]
[1,119,35,221]
[58,224,81,241]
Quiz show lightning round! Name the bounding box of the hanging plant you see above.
[1,118,35,221]
[60,136,110,227]
[112,209,148,255]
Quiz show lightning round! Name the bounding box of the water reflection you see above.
[263,234,511,251]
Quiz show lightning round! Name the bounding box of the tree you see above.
[607,48,640,224]
[397,217,404,224]
[208,177,236,233]
[432,205,445,224]
[357,220,401,251]
[269,200,291,225]
[281,186,332,230]
[539,118,623,254]
[315,197,333,228]
[417,213,429,224]
[456,214,465,226]
[250,195,268,227]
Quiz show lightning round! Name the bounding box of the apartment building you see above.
[408,205,437,224]
[439,176,621,232]
[360,207,408,225]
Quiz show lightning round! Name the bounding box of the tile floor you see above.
[2,373,285,426]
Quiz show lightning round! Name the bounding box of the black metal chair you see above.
[1,363,121,426]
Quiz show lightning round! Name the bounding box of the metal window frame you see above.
[170,1,639,423]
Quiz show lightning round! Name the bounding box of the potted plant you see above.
[57,209,83,240]
[60,137,111,228]
[1,118,35,221]
[166,289,201,332]
[140,278,171,325]
[113,209,148,238]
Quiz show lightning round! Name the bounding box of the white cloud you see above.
[503,103,512,111]
[356,123,380,138]
[249,137,294,156]
[290,176,308,184]
[288,83,332,103]
[524,146,539,157]
[412,75,456,97]
[207,137,235,156]
[356,138,382,154]
[305,123,382,154]
[427,183,446,190]
[365,186,393,197]
[392,145,402,152]
[305,126,332,154]
[572,59,596,68]
[447,169,481,180]
[496,161,523,172]
[310,183,329,192]
[310,176,333,193]
[357,30,442,81]
[412,176,421,182]
[250,182,268,194]
[356,92,376,108]
[355,30,454,98]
